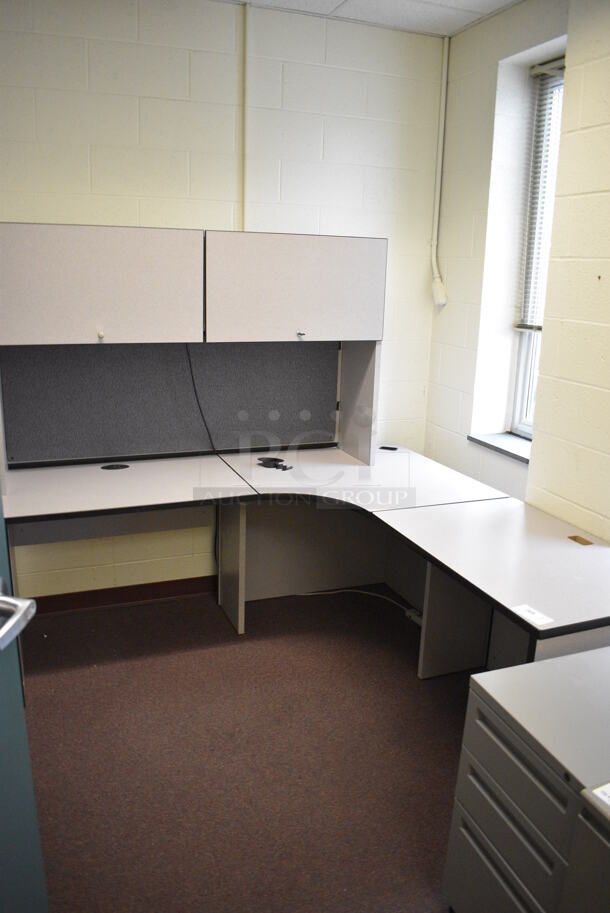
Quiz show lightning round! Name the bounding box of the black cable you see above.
[184,343,216,453]
[184,342,257,494]
[185,345,227,568]
[217,453,257,491]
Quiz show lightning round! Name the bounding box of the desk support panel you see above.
[418,563,492,679]
[338,341,381,465]
[218,504,245,635]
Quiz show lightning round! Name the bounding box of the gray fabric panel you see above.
[188,342,338,451]
[0,343,338,465]
[0,345,212,465]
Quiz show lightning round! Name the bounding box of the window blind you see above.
[517,69,564,331]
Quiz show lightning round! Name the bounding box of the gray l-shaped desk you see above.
[3,446,609,679]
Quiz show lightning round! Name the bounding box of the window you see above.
[512,64,564,439]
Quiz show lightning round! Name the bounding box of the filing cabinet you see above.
[557,790,610,913]
[443,649,610,913]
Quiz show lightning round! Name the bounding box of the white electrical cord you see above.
[296,588,423,627]
[431,36,450,307]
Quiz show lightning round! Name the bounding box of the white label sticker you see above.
[511,604,554,626]
[593,782,610,808]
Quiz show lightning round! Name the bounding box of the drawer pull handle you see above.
[460,820,537,913]
[468,767,554,874]
[477,712,568,812]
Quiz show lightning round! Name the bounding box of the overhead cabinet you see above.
[0,223,204,345]
[205,231,386,342]
[0,225,386,345]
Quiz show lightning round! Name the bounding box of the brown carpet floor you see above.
[23,589,467,913]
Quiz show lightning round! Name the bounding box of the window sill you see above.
[467,432,531,464]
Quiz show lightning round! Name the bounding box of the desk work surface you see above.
[223,447,507,511]
[1,455,255,520]
[471,647,610,792]
[375,497,610,633]
[2,447,506,520]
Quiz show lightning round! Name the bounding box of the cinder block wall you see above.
[424,0,610,542]
[3,0,607,596]
[241,7,442,449]
[0,0,442,594]
[527,0,610,541]
[13,509,216,597]
[424,0,570,499]
[0,0,244,228]
[1,0,243,595]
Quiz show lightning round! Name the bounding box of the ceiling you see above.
[225,0,522,37]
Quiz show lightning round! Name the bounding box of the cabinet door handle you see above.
[297,331,306,338]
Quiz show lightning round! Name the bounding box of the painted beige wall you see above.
[0,0,245,229]
[527,0,610,541]
[426,0,609,540]
[1,0,243,594]
[425,0,569,499]
[4,0,607,596]
[0,0,442,594]
[241,7,442,450]
[14,511,216,597]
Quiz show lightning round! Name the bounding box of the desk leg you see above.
[418,562,491,679]
[217,503,246,635]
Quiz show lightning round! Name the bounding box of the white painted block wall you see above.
[0,0,244,593]
[0,0,442,593]
[2,0,608,594]
[14,512,217,598]
[0,0,244,229]
[527,0,610,541]
[242,7,442,451]
[425,0,570,500]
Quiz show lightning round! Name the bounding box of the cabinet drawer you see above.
[463,692,579,857]
[443,801,545,913]
[456,748,567,911]
[558,798,610,913]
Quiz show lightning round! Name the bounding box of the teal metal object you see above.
[0,497,10,587]
[0,500,49,913]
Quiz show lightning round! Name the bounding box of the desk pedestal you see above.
[418,564,491,679]
[218,503,246,635]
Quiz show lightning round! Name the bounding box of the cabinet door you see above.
[0,223,204,344]
[205,230,386,342]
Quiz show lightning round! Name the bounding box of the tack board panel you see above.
[187,342,338,451]
[0,343,338,466]
[0,345,212,465]
[0,223,204,344]
[205,231,387,342]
